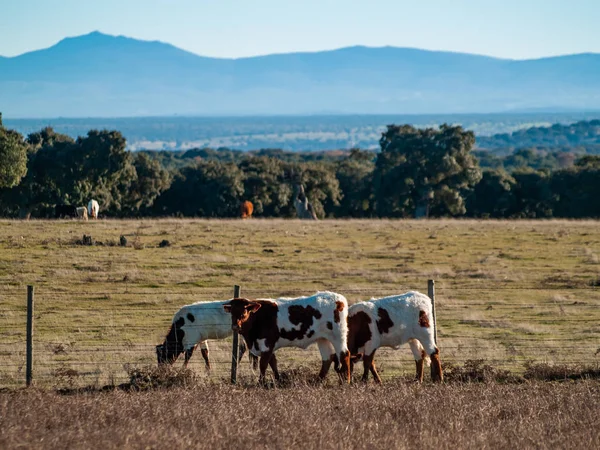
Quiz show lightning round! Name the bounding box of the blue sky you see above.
[1,0,598,59]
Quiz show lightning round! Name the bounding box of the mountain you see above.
[1,31,600,118]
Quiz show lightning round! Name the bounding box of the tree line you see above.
[1,113,600,219]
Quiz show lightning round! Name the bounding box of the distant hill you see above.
[2,31,600,118]
[478,119,600,150]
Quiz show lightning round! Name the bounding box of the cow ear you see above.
[223,304,232,313]
[246,302,261,313]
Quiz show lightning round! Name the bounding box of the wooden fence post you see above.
[428,279,438,345]
[230,284,241,384]
[26,285,34,387]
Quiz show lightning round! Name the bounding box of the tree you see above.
[120,152,171,216]
[291,162,342,219]
[334,148,375,217]
[510,169,554,218]
[154,161,244,217]
[0,119,28,189]
[239,156,292,217]
[374,124,482,218]
[466,170,516,218]
[550,163,600,218]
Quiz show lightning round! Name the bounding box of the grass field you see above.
[1,381,599,449]
[1,218,599,389]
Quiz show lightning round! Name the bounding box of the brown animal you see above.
[347,291,443,383]
[240,200,254,219]
[223,292,351,384]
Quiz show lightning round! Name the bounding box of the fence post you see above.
[26,285,34,387]
[230,284,241,384]
[427,279,438,345]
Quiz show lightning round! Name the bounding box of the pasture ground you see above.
[1,218,599,388]
[1,381,599,449]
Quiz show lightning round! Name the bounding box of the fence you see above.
[1,279,599,389]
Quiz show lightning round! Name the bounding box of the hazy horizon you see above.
[1,0,599,60]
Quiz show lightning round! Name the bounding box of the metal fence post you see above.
[428,279,438,345]
[230,284,241,384]
[26,285,34,387]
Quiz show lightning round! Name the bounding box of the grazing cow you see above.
[87,199,99,219]
[223,291,351,383]
[54,204,78,219]
[347,291,443,383]
[240,200,254,219]
[76,207,88,221]
[156,300,257,371]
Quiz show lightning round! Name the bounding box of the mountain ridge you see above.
[1,31,600,118]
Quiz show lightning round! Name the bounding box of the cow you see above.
[347,291,443,383]
[88,199,99,219]
[54,204,78,219]
[223,291,351,384]
[156,300,258,371]
[76,206,88,220]
[240,200,254,219]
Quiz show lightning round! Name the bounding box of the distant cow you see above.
[223,291,351,383]
[55,204,78,219]
[241,200,254,219]
[156,300,257,371]
[347,291,443,383]
[88,199,99,219]
[76,207,88,220]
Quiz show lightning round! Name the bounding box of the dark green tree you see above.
[291,162,342,219]
[334,148,375,217]
[120,152,171,216]
[374,124,482,217]
[239,156,292,217]
[510,169,554,218]
[550,158,600,218]
[154,161,244,217]
[466,170,516,218]
[0,118,28,189]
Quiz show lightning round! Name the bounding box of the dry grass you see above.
[1,381,599,450]
[0,218,599,388]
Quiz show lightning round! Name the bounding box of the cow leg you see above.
[317,339,335,380]
[415,358,425,383]
[369,352,382,384]
[238,340,246,362]
[259,351,273,384]
[430,348,443,383]
[268,354,280,381]
[361,351,377,383]
[184,345,196,367]
[200,342,210,372]
[318,359,333,380]
[409,339,426,383]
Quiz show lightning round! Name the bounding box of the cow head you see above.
[156,317,185,365]
[223,298,261,331]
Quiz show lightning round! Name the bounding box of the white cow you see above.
[156,300,257,371]
[87,199,99,219]
[76,207,88,220]
[347,291,443,383]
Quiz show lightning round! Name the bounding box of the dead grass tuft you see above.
[125,364,197,391]
[523,362,600,381]
[443,359,521,383]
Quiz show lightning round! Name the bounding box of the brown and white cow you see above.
[223,291,351,383]
[347,291,443,383]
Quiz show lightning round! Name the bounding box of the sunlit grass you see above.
[1,218,599,388]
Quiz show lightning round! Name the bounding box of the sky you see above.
[1,0,598,59]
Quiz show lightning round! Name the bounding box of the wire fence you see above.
[1,280,599,389]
